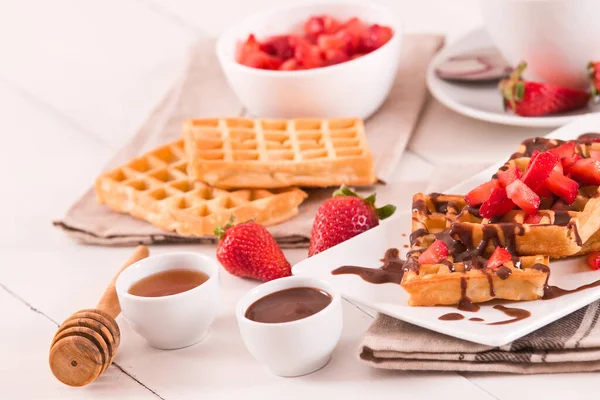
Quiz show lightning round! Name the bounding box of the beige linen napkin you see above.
[54,34,444,247]
[360,164,600,374]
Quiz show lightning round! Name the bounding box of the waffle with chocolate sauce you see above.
[404,193,550,306]
[402,134,600,307]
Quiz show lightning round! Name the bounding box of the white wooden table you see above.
[1,1,598,399]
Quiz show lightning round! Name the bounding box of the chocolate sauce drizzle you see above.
[532,264,600,300]
[331,248,411,285]
[438,313,464,321]
[486,305,531,325]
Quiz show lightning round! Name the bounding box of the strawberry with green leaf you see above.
[308,185,396,256]
[500,62,590,116]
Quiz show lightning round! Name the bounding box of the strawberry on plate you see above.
[497,165,521,188]
[215,218,291,282]
[569,158,600,185]
[308,185,396,256]
[486,247,512,269]
[465,179,500,207]
[548,141,576,159]
[521,151,558,190]
[562,154,583,174]
[506,179,541,216]
[479,187,515,219]
[545,170,579,204]
[587,251,600,270]
[418,240,449,265]
[499,62,590,116]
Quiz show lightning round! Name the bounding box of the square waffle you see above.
[404,193,550,306]
[402,134,600,307]
[95,140,308,237]
[451,137,600,259]
[183,117,377,189]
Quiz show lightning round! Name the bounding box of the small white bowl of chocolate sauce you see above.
[116,252,220,350]
[236,276,342,377]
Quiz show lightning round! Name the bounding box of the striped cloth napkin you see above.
[359,164,600,373]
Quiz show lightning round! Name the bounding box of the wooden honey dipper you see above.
[49,245,149,387]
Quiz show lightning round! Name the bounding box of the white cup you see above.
[480,0,600,89]
[236,276,343,377]
[116,252,220,350]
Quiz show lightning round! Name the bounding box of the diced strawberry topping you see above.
[506,179,541,215]
[521,151,558,190]
[238,16,392,71]
[465,179,500,207]
[260,35,295,59]
[590,150,600,161]
[524,214,543,224]
[237,34,261,63]
[361,24,393,52]
[545,170,579,204]
[587,252,600,271]
[486,247,512,269]
[322,48,350,65]
[417,240,449,265]
[569,158,600,185]
[291,37,324,68]
[304,15,342,40]
[241,51,282,70]
[548,142,576,159]
[479,188,516,219]
[317,33,348,52]
[497,165,521,188]
[279,59,300,71]
[562,154,583,175]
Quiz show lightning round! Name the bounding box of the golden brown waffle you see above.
[183,118,376,189]
[95,140,308,237]
[402,135,600,307]
[404,193,549,306]
[452,138,600,258]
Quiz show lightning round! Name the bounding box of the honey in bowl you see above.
[128,269,209,298]
[245,287,332,324]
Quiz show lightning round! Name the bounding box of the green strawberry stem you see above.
[499,61,527,110]
[332,184,396,220]
[214,215,235,239]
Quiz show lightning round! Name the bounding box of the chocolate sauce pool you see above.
[331,248,410,284]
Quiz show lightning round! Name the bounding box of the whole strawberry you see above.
[308,185,396,257]
[215,218,291,282]
[500,62,590,116]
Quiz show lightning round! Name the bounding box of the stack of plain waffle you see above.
[403,136,600,307]
[95,118,377,237]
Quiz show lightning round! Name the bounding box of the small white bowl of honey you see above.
[116,252,220,350]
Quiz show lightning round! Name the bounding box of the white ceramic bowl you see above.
[116,252,220,350]
[216,2,403,119]
[236,276,343,377]
[480,0,600,89]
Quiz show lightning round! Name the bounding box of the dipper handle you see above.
[96,245,149,319]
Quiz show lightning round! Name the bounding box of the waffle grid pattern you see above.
[183,118,376,188]
[95,140,308,236]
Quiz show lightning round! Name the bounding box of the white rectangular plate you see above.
[293,114,600,347]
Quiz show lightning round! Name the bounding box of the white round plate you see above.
[426,28,600,128]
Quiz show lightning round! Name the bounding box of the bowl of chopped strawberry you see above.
[216,3,402,119]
